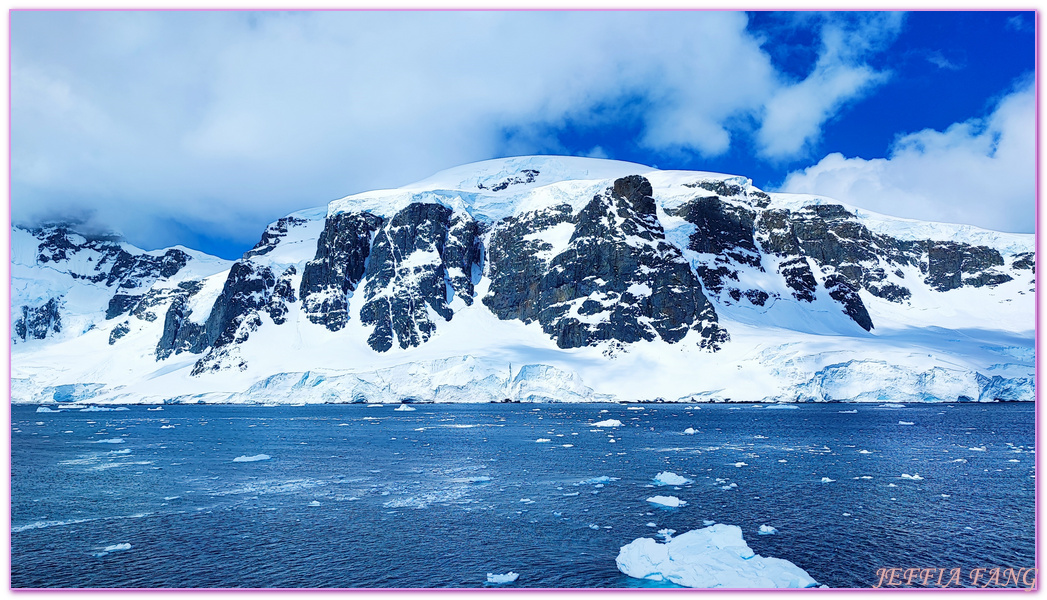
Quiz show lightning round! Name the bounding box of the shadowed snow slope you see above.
[11,155,1033,405]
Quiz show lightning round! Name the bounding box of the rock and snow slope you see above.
[10,156,1034,405]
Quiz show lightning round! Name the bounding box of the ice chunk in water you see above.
[616,524,818,588]
[646,495,686,508]
[900,473,924,480]
[758,525,777,535]
[683,428,697,435]
[820,477,835,483]
[103,543,131,552]
[593,419,622,427]
[232,454,271,462]
[486,572,519,584]
[653,472,691,486]
[394,404,416,412]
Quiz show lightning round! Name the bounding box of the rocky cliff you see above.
[10,156,1035,405]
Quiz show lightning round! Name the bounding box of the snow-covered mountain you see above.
[11,156,1035,405]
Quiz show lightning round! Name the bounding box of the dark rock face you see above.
[109,321,131,345]
[267,266,297,325]
[485,176,727,350]
[299,212,384,331]
[1012,252,1034,272]
[359,203,474,352]
[14,298,62,342]
[244,216,309,258]
[477,168,539,191]
[823,274,874,331]
[33,226,190,290]
[924,242,1009,291]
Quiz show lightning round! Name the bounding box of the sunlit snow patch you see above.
[233,454,271,462]
[616,524,818,588]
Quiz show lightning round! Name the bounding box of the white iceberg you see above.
[838,409,857,414]
[969,446,987,451]
[103,543,132,552]
[616,524,818,588]
[593,419,622,427]
[308,500,321,507]
[36,406,60,413]
[733,462,747,468]
[900,473,924,480]
[233,454,271,462]
[683,428,697,435]
[898,421,914,425]
[757,525,777,535]
[486,572,519,584]
[536,438,552,443]
[820,477,834,483]
[647,495,686,508]
[653,471,692,486]
[394,404,416,411]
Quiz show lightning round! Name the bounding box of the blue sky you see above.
[11,10,1036,259]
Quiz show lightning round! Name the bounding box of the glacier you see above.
[9,155,1034,406]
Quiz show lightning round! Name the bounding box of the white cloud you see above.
[756,13,903,160]
[12,11,904,252]
[779,78,1034,233]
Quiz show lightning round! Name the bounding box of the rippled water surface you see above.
[10,402,1036,588]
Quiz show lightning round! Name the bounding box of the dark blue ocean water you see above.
[10,402,1036,588]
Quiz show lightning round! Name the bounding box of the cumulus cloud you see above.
[778,77,1034,233]
[12,11,901,254]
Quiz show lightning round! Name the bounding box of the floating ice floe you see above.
[900,473,924,480]
[820,477,834,483]
[757,525,777,535]
[653,472,692,486]
[36,406,60,413]
[703,520,715,526]
[879,403,906,408]
[394,404,416,412]
[646,522,658,527]
[308,501,321,507]
[838,410,857,414]
[969,446,987,452]
[657,528,676,541]
[577,476,618,486]
[647,495,686,508]
[80,406,130,412]
[91,438,125,444]
[94,542,133,557]
[857,450,872,454]
[764,405,799,410]
[898,421,914,425]
[232,454,271,462]
[593,419,622,427]
[616,524,818,588]
[952,459,968,463]
[536,438,552,443]
[160,425,175,429]
[733,462,747,468]
[486,572,519,584]
[683,428,697,435]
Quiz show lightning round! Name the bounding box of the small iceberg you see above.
[879,403,906,408]
[394,404,416,412]
[653,471,691,486]
[898,421,914,426]
[232,454,271,462]
[535,438,552,443]
[308,500,321,507]
[486,572,519,584]
[757,525,777,535]
[857,450,872,454]
[147,407,163,411]
[657,528,676,541]
[36,406,60,413]
[820,477,834,483]
[900,473,924,480]
[104,543,132,552]
[838,409,857,414]
[91,438,125,444]
[764,404,799,410]
[646,495,686,508]
[969,446,987,452]
[683,428,697,435]
[616,524,818,588]
[593,419,622,427]
[733,462,747,468]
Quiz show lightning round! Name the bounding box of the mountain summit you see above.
[11,156,1034,405]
